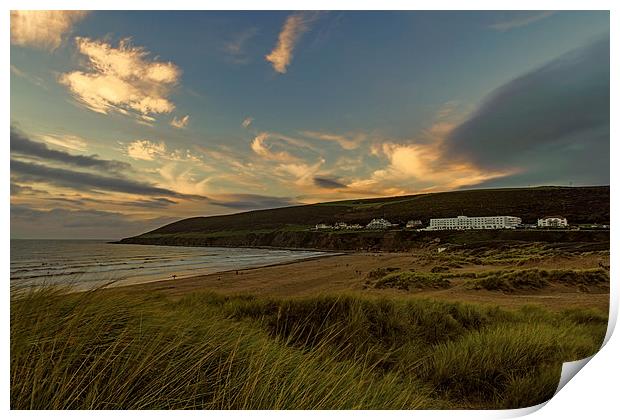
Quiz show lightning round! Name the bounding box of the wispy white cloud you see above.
[126,140,167,161]
[10,11,88,51]
[276,159,325,187]
[251,133,298,161]
[265,12,318,74]
[125,139,206,167]
[170,115,190,129]
[301,131,366,150]
[250,131,322,162]
[489,11,555,31]
[224,27,259,64]
[10,65,46,88]
[157,163,211,197]
[37,133,88,152]
[59,37,181,121]
[242,116,254,129]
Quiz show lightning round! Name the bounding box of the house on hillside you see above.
[537,216,568,228]
[406,220,423,229]
[315,223,332,230]
[366,218,393,229]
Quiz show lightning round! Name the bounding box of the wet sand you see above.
[119,251,609,312]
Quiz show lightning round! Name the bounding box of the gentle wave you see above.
[11,240,328,290]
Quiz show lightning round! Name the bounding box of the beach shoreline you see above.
[105,251,344,289]
[117,249,610,312]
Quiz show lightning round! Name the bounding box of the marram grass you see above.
[11,287,607,409]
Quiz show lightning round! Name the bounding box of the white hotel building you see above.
[427,215,522,231]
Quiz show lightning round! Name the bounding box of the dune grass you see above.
[11,286,607,410]
[467,268,609,292]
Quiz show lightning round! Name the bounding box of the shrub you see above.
[373,271,452,291]
[466,268,609,292]
[366,267,400,280]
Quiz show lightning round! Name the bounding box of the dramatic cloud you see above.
[313,177,347,189]
[302,131,366,150]
[10,183,178,209]
[84,197,177,209]
[10,11,88,50]
[37,133,88,152]
[126,140,167,161]
[170,115,190,128]
[11,205,176,239]
[210,194,297,210]
[125,140,205,167]
[11,127,131,173]
[59,37,181,120]
[489,11,555,31]
[276,159,326,187]
[360,140,509,194]
[265,12,317,73]
[11,159,203,200]
[242,117,254,129]
[250,132,313,162]
[444,37,609,187]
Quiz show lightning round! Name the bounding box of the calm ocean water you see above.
[10,240,328,290]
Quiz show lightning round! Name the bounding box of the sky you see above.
[10,10,610,239]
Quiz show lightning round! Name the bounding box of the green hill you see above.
[119,186,609,249]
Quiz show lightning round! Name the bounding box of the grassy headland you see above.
[118,186,609,251]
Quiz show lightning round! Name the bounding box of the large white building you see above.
[427,215,522,230]
[537,216,568,228]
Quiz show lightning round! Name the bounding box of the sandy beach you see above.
[119,250,610,312]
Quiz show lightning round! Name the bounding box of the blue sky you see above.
[10,11,610,238]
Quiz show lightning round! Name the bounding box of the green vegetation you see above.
[368,271,452,291]
[428,242,609,267]
[363,266,609,294]
[11,286,607,409]
[467,268,609,292]
[119,186,610,248]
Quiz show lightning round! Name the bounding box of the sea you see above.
[10,239,329,290]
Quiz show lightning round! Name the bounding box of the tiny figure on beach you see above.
[172,274,177,280]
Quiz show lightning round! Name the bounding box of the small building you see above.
[315,223,331,230]
[406,220,423,229]
[537,216,568,228]
[366,218,393,229]
[334,222,349,230]
[427,215,522,231]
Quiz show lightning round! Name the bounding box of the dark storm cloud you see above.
[10,127,131,173]
[313,177,347,189]
[80,197,178,208]
[445,36,609,186]
[11,159,205,200]
[211,194,298,210]
[11,204,176,239]
[10,182,41,196]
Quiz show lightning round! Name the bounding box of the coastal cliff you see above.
[118,229,610,252]
[119,186,610,251]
